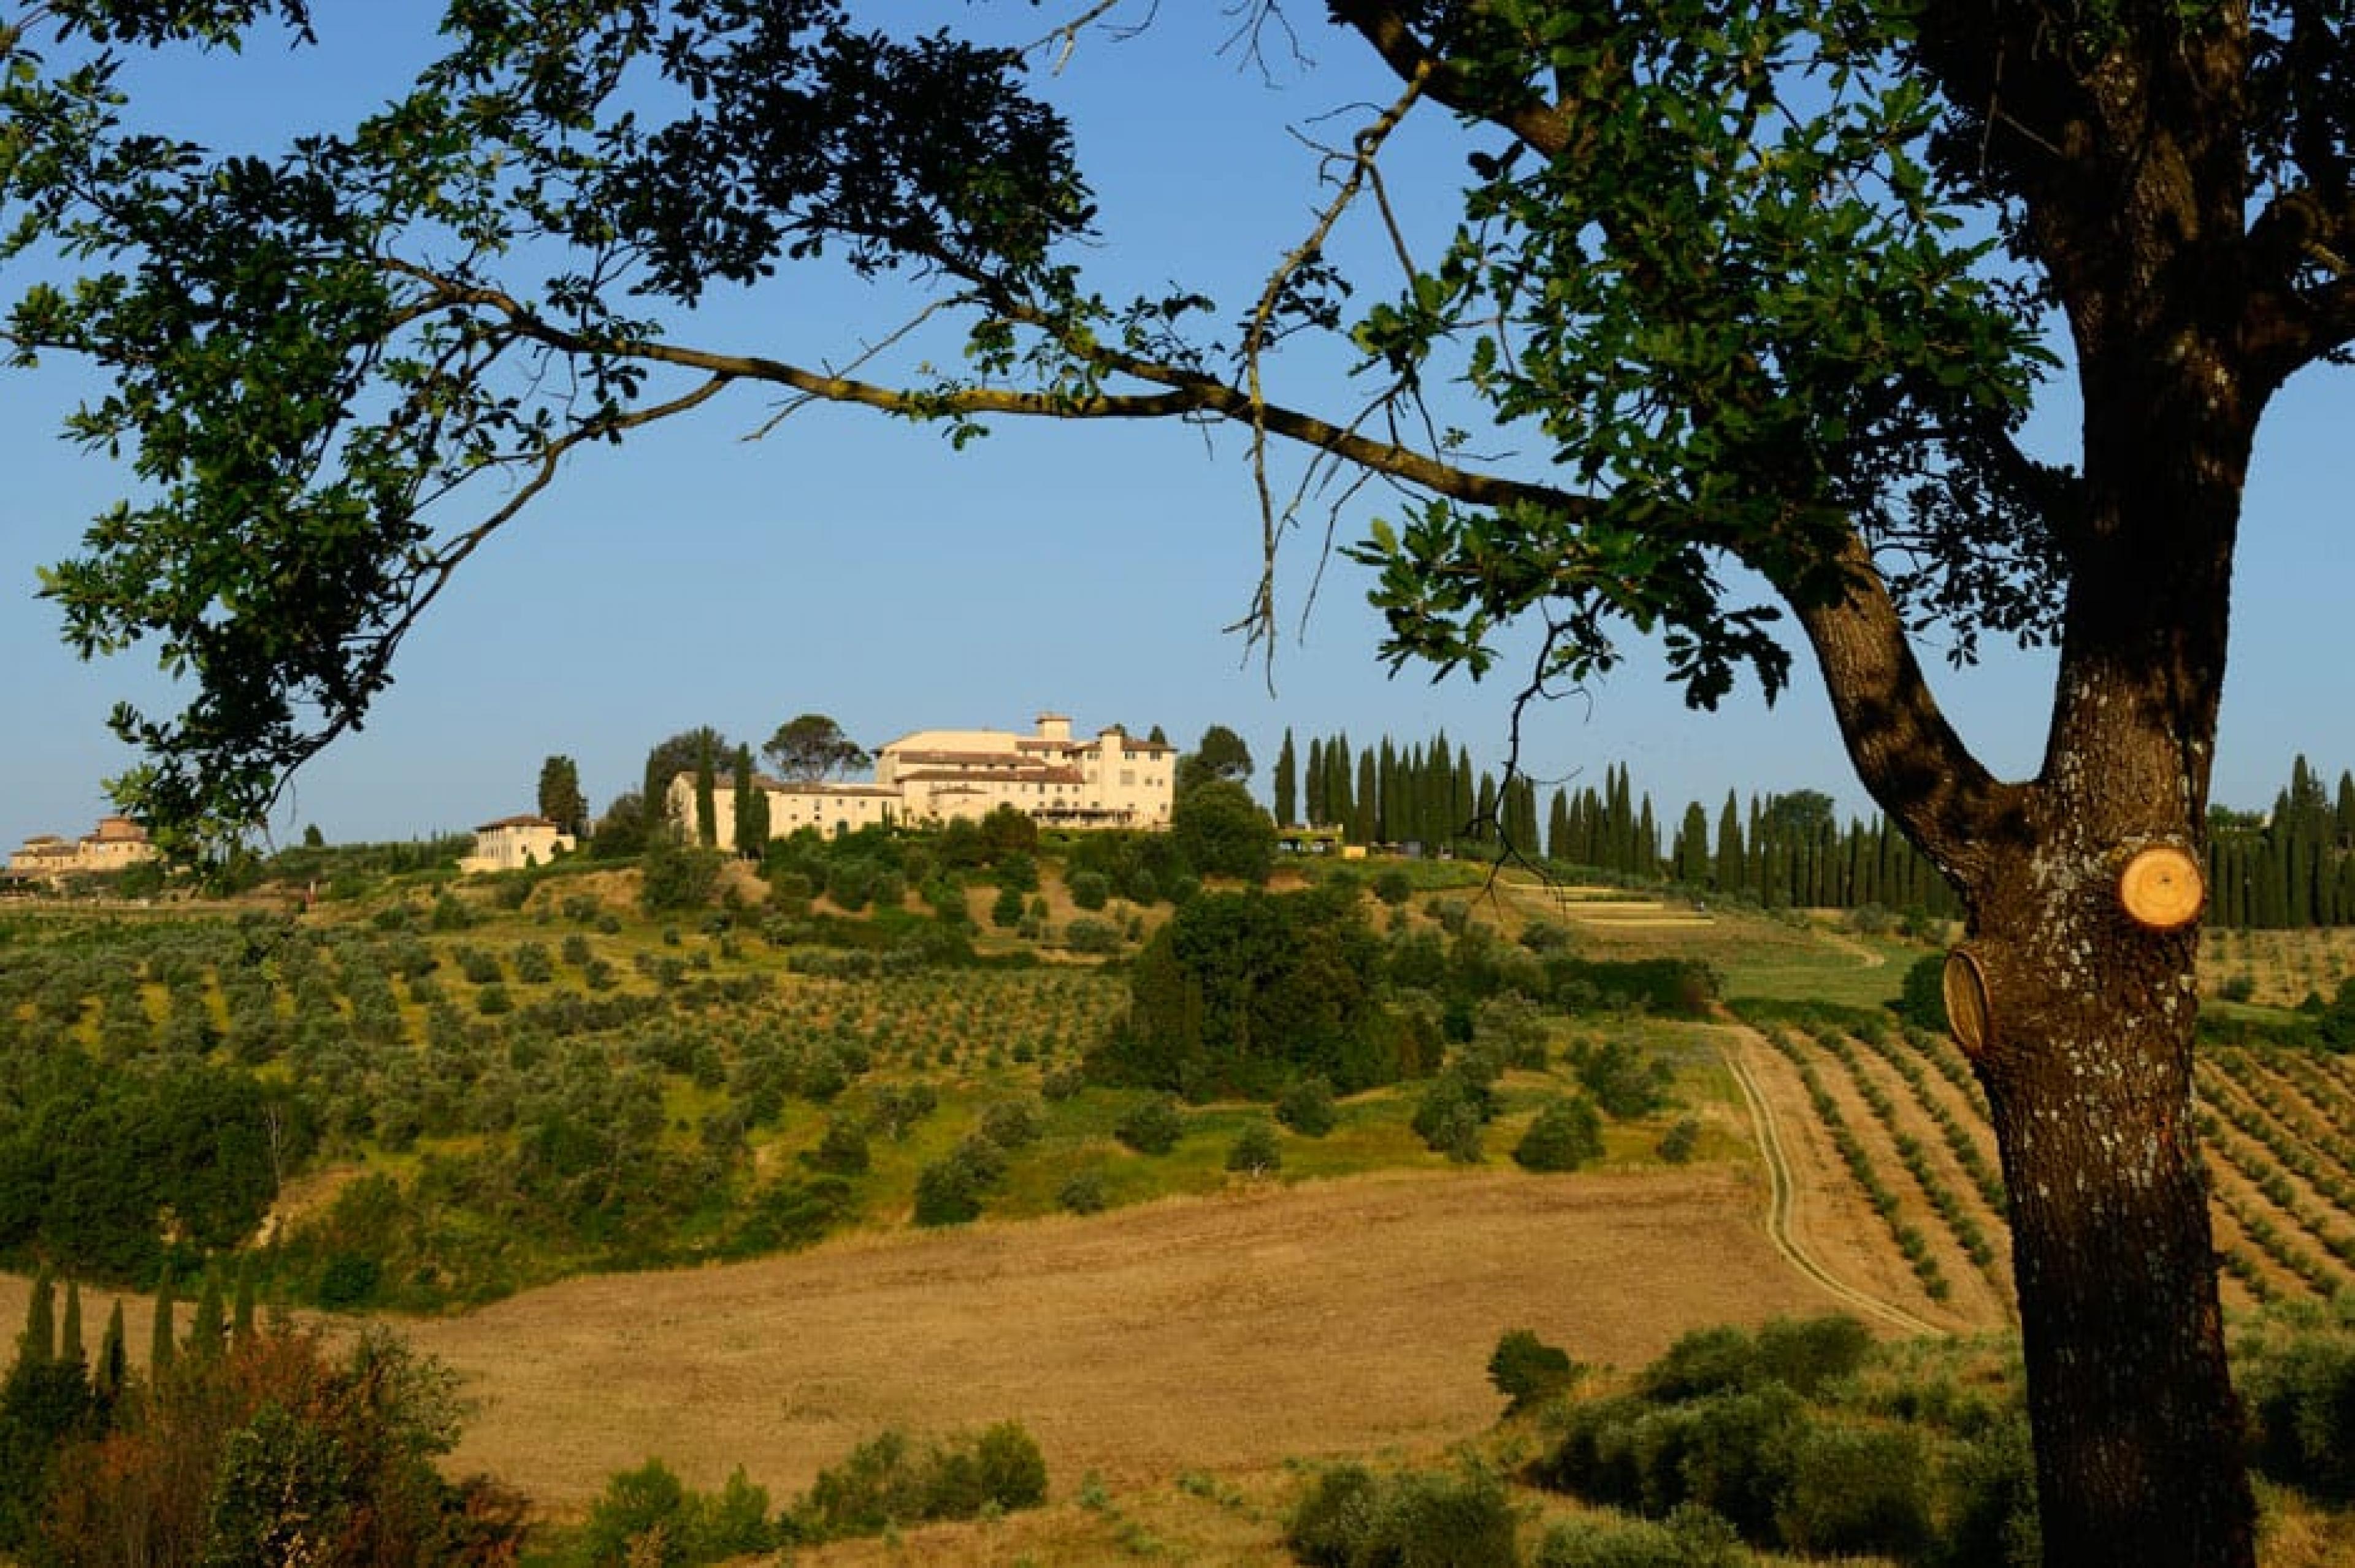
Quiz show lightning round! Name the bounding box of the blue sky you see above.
[2,5,2346,852]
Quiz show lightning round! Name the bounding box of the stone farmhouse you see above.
[459,814,577,874]
[4,814,160,887]
[665,713,1175,846]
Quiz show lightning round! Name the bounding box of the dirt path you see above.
[380,1168,1850,1515]
[1717,1031,1947,1337]
[1813,928,1890,969]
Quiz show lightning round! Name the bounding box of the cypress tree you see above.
[1674,801,1710,884]
[148,1279,175,1374]
[1508,775,1541,853]
[1572,786,1603,866]
[1452,745,1476,846]
[1476,772,1498,849]
[95,1301,126,1405]
[1353,751,1377,844]
[732,743,768,857]
[1329,734,1355,836]
[59,1281,83,1367]
[1745,796,1767,900]
[1605,766,1633,873]
[1714,792,1742,893]
[1273,730,1298,828]
[17,1270,55,1366]
[1403,740,1429,843]
[188,1275,225,1361]
[1304,736,1326,827]
[693,732,719,848]
[232,1266,257,1345]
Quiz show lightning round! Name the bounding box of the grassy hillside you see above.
[9,854,2355,1561]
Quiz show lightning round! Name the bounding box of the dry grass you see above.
[381,1167,1839,1520]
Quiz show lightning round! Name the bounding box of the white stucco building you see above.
[876,713,1175,828]
[665,713,1174,845]
[459,814,576,873]
[4,815,160,886]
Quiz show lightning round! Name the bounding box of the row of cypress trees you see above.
[1269,729,1959,917]
[2207,755,2355,930]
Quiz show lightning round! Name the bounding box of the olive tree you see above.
[9,4,2354,1560]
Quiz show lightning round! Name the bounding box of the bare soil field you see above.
[381,1167,1845,1517]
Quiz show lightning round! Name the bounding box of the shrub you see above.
[1656,1116,1701,1164]
[1067,870,1112,911]
[1514,1096,1604,1172]
[1752,1315,1874,1398]
[1062,916,1122,955]
[1532,1505,1748,1568]
[1057,1168,1109,1215]
[1648,1386,1808,1538]
[1225,1119,1282,1177]
[867,1083,938,1140]
[576,1459,694,1566]
[795,1423,1047,1540]
[824,859,876,912]
[2240,1306,2355,1500]
[990,884,1026,929]
[1412,1073,1486,1163]
[1774,1422,1931,1557]
[978,1098,1044,1149]
[728,1177,853,1255]
[1287,1463,1518,1568]
[1894,952,1948,1031]
[1488,1329,1582,1412]
[808,1115,870,1176]
[640,838,724,915]
[912,1156,987,1227]
[1275,1075,1338,1136]
[1114,1095,1184,1155]
[39,1325,521,1566]
[1571,1038,1674,1119]
[1942,1413,2043,1568]
[1476,993,1551,1068]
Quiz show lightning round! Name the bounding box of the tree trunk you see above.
[1966,904,2253,1566]
[1955,391,2258,1562]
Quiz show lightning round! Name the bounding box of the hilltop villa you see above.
[459,814,577,873]
[664,713,1175,845]
[4,814,160,887]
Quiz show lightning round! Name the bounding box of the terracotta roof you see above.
[767,781,898,799]
[887,748,1033,765]
[900,766,1084,786]
[475,814,561,832]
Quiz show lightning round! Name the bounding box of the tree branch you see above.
[2244,186,2355,380]
[1325,1,1576,157]
[380,257,1586,521]
[1790,529,2019,885]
